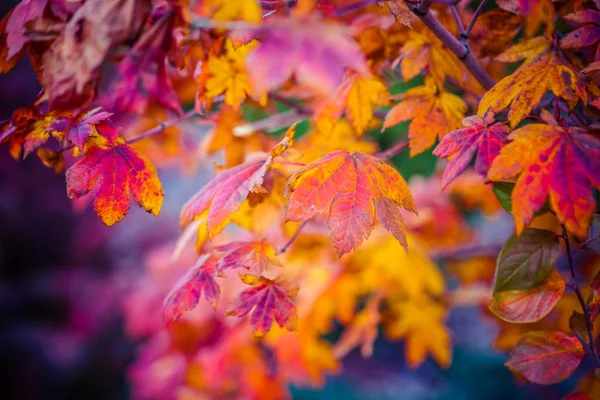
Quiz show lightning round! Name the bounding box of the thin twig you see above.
[376,141,409,160]
[576,231,600,254]
[127,109,197,144]
[404,0,496,90]
[465,0,488,38]
[562,225,600,368]
[450,5,466,39]
[333,0,380,17]
[277,220,309,255]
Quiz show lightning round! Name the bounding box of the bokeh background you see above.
[0,1,595,399]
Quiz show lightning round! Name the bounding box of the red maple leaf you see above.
[227,274,298,337]
[162,254,221,321]
[65,122,164,226]
[433,114,509,189]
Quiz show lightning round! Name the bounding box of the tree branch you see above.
[127,109,198,144]
[376,141,409,160]
[277,220,309,255]
[562,225,600,368]
[465,0,488,38]
[404,0,496,90]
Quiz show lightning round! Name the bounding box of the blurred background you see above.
[0,1,595,399]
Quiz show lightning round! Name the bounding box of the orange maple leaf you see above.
[382,79,467,156]
[180,125,295,237]
[487,112,600,237]
[227,274,298,337]
[284,150,416,256]
[66,123,164,226]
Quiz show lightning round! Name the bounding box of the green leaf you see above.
[492,182,551,216]
[494,228,559,293]
[568,311,589,342]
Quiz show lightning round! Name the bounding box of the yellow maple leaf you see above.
[313,73,388,136]
[196,0,262,23]
[479,37,590,127]
[198,40,262,110]
[382,78,467,156]
[384,300,451,368]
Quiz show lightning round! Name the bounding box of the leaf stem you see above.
[404,0,496,90]
[277,220,309,255]
[376,141,409,160]
[127,109,197,145]
[450,5,466,39]
[562,225,600,368]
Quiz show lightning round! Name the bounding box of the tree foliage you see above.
[2,0,600,398]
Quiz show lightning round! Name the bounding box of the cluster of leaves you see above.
[3,0,600,398]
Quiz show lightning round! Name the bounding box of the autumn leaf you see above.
[505,331,584,384]
[487,115,600,237]
[471,9,523,58]
[384,300,451,368]
[196,39,261,111]
[314,73,388,136]
[493,228,559,293]
[215,239,283,275]
[65,122,164,226]
[194,0,262,23]
[333,292,382,358]
[479,37,589,128]
[5,0,47,59]
[395,29,466,86]
[181,125,295,237]
[344,74,389,136]
[41,0,150,108]
[0,106,60,159]
[490,270,565,323]
[162,254,221,321]
[0,11,25,75]
[561,10,600,50]
[284,150,416,256]
[108,8,181,114]
[227,274,298,337]
[246,18,369,95]
[50,107,113,151]
[433,114,509,189]
[383,79,467,156]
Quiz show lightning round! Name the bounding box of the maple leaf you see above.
[181,125,295,237]
[194,0,262,23]
[314,73,389,136]
[487,113,600,237]
[470,9,523,58]
[40,0,150,108]
[215,239,283,275]
[246,18,369,95]
[395,29,466,86]
[384,300,451,368]
[0,106,60,159]
[108,8,181,114]
[479,37,589,128]
[284,150,416,256]
[561,10,600,50]
[505,331,584,384]
[227,274,298,337]
[433,114,509,189]
[333,292,382,358]
[383,79,467,156]
[65,122,164,226]
[196,40,261,111]
[0,11,25,75]
[5,0,47,60]
[50,107,112,151]
[162,254,221,321]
